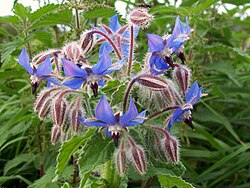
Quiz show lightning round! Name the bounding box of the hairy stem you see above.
[72,156,79,184]
[91,30,122,60]
[145,105,180,121]
[127,25,134,76]
[122,77,138,113]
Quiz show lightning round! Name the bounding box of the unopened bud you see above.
[62,42,82,62]
[126,134,147,174]
[51,125,61,145]
[136,74,171,91]
[34,87,61,119]
[69,96,85,132]
[80,30,95,54]
[128,7,154,29]
[161,135,179,164]
[52,94,68,127]
[172,65,191,95]
[114,141,127,176]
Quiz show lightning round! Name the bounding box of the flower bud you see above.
[114,140,127,176]
[51,91,70,127]
[34,87,61,119]
[172,65,191,95]
[68,96,85,133]
[128,7,154,29]
[62,42,82,62]
[80,30,95,54]
[51,125,61,145]
[161,135,179,164]
[126,134,147,174]
[136,74,171,91]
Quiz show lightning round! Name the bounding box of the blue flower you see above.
[95,14,139,57]
[167,81,203,131]
[78,95,146,146]
[18,48,60,94]
[146,16,191,75]
[62,48,126,97]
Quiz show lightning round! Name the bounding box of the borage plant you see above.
[17,5,205,187]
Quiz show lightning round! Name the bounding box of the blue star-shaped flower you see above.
[62,48,125,97]
[78,95,146,146]
[18,48,60,94]
[147,16,191,75]
[95,14,139,57]
[167,81,203,131]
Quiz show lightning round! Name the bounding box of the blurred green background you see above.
[0,0,249,187]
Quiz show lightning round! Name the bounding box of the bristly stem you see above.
[127,25,134,76]
[91,30,123,60]
[72,155,79,184]
[145,106,180,121]
[122,76,138,113]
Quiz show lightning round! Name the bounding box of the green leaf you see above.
[0,175,32,185]
[83,7,116,19]
[193,0,219,14]
[28,4,60,23]
[31,30,53,47]
[56,129,95,175]
[222,0,248,5]
[202,101,241,143]
[0,15,19,24]
[78,131,115,175]
[13,3,29,20]
[1,40,22,64]
[29,8,73,29]
[158,174,194,188]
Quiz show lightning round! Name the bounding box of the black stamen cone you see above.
[183,117,195,130]
[90,82,99,97]
[32,82,39,94]
[112,133,120,148]
[177,51,186,64]
[165,55,175,68]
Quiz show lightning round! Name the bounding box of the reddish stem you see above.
[127,25,134,76]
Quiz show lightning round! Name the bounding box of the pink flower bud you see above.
[34,87,61,119]
[128,7,154,29]
[114,140,127,176]
[62,42,82,62]
[161,135,179,164]
[51,125,61,145]
[51,90,71,127]
[68,96,85,133]
[126,134,147,174]
[80,30,95,54]
[172,65,191,95]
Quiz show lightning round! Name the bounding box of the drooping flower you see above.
[167,81,203,131]
[62,48,126,97]
[94,14,139,57]
[18,48,60,94]
[78,95,146,146]
[146,16,191,75]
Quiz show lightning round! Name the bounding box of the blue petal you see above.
[149,54,165,75]
[43,77,61,86]
[185,81,200,103]
[102,58,126,75]
[105,127,112,137]
[124,110,146,127]
[62,58,87,77]
[155,56,168,70]
[78,117,107,127]
[121,43,129,57]
[36,55,52,77]
[168,108,184,131]
[109,14,121,32]
[99,42,113,57]
[98,79,105,87]
[92,48,112,74]
[63,77,85,90]
[147,34,164,53]
[120,96,138,125]
[95,95,116,124]
[18,48,33,75]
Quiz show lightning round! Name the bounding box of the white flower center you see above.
[30,74,39,84]
[108,124,123,135]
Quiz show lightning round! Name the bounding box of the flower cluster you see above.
[18,5,205,176]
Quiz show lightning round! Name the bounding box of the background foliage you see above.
[0,0,249,187]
